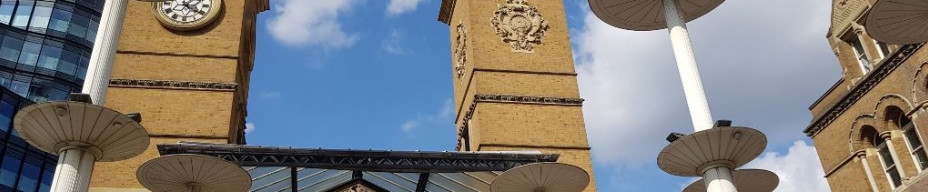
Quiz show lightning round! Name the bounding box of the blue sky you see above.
[245,0,838,191]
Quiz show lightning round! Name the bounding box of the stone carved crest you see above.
[490,0,549,53]
[454,21,467,80]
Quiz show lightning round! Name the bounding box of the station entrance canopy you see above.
[157,142,561,192]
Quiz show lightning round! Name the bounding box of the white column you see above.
[703,166,737,192]
[49,148,97,192]
[883,134,908,178]
[83,0,130,105]
[59,0,128,191]
[858,152,880,192]
[662,0,714,132]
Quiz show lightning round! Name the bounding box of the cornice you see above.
[805,44,925,137]
[255,0,270,13]
[109,79,238,92]
[437,0,457,25]
[116,50,240,60]
[474,94,585,106]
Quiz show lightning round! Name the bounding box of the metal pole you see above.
[49,148,96,192]
[50,0,129,191]
[83,0,129,106]
[662,0,735,191]
[702,166,737,192]
[662,0,714,132]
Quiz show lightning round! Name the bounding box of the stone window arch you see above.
[912,62,928,103]
[860,126,880,148]
[884,106,928,171]
[873,95,915,120]
[850,114,879,152]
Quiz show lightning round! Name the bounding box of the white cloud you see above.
[745,140,831,192]
[574,0,838,166]
[245,122,256,133]
[387,0,427,16]
[382,29,409,55]
[400,99,454,134]
[439,99,454,118]
[401,120,420,133]
[267,0,359,48]
[258,91,281,99]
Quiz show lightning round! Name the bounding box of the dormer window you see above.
[848,37,872,74]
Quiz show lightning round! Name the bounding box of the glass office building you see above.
[0,0,104,191]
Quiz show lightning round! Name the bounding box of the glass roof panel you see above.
[426,173,486,192]
[297,170,351,192]
[424,180,453,192]
[243,168,505,192]
[161,143,560,192]
[463,172,501,184]
[362,172,417,192]
[249,167,291,192]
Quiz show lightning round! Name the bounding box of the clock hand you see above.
[173,0,186,11]
[188,0,201,12]
[173,4,185,11]
[186,4,199,13]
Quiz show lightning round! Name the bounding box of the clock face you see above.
[154,0,222,31]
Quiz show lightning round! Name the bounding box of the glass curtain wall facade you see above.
[0,0,104,191]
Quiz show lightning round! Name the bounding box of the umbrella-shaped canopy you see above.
[657,127,767,177]
[490,163,590,192]
[588,0,725,31]
[137,154,253,192]
[866,0,928,44]
[12,101,149,162]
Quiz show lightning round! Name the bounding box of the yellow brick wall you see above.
[473,103,589,147]
[464,0,576,73]
[447,0,597,191]
[811,44,928,191]
[104,88,235,137]
[90,0,255,190]
[111,53,239,83]
[473,71,581,98]
[117,1,245,57]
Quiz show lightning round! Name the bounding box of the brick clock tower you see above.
[88,0,268,191]
[439,0,597,191]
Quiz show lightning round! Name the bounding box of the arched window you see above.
[891,108,928,171]
[864,125,903,188]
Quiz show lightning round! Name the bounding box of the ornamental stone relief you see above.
[454,21,467,80]
[911,62,928,102]
[490,0,549,53]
